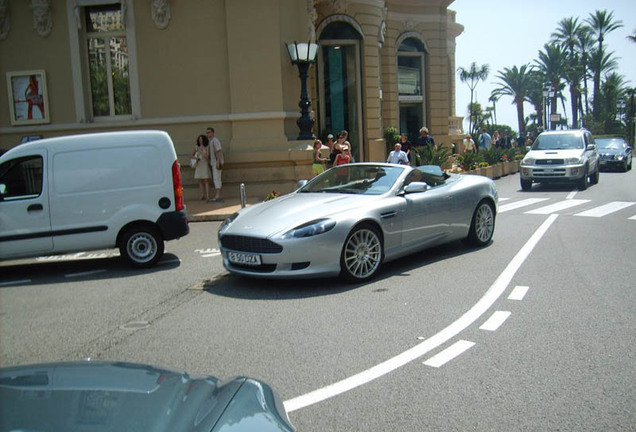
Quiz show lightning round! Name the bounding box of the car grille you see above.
[230,263,277,273]
[600,153,617,161]
[220,235,283,253]
[536,159,565,165]
[532,168,567,177]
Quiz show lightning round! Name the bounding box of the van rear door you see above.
[0,150,53,258]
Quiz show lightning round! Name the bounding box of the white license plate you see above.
[228,251,262,266]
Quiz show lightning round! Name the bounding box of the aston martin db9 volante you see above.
[218,163,498,282]
[0,360,296,432]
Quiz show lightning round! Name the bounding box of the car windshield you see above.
[532,134,584,150]
[595,138,625,150]
[299,164,405,195]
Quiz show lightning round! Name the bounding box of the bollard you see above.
[240,183,246,208]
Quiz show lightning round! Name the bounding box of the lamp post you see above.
[286,41,318,140]
[542,83,555,130]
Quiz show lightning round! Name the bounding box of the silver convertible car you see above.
[219,163,498,282]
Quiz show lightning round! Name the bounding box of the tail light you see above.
[172,160,185,211]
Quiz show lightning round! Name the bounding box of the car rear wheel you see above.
[119,225,164,268]
[340,224,383,282]
[465,200,495,246]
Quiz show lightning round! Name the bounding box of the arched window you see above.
[397,37,426,142]
[318,20,364,161]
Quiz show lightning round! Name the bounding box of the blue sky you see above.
[452,0,636,133]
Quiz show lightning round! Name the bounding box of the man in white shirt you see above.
[387,143,409,164]
[206,127,224,202]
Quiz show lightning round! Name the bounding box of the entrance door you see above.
[318,41,363,161]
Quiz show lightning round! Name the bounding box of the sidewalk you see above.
[185,196,262,222]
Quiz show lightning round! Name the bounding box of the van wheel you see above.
[578,166,589,190]
[520,178,532,191]
[119,226,164,268]
[590,164,599,184]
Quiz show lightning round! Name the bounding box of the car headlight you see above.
[565,157,582,164]
[522,157,535,165]
[616,155,624,161]
[218,212,238,235]
[281,219,336,239]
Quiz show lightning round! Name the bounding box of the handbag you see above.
[189,157,197,168]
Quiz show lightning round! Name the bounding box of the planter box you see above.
[480,165,494,178]
[502,161,510,176]
[492,163,503,179]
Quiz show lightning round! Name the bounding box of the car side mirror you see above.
[402,182,429,194]
[587,144,596,151]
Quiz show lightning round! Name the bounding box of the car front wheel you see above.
[465,200,495,246]
[118,225,164,268]
[578,167,589,190]
[340,224,383,282]
[520,178,532,191]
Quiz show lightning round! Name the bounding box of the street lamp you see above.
[286,41,319,140]
[542,83,555,130]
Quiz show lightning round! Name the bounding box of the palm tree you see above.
[600,72,627,133]
[458,63,489,135]
[551,17,586,128]
[628,30,636,43]
[525,69,547,130]
[585,10,623,118]
[488,94,499,125]
[575,28,595,118]
[535,44,569,129]
[587,46,619,122]
[491,64,534,135]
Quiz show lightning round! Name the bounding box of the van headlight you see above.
[281,219,336,239]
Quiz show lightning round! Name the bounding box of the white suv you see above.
[520,129,600,191]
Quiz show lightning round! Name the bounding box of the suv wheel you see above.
[520,178,532,191]
[578,167,589,190]
[590,164,600,184]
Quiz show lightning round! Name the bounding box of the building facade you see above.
[0,0,464,198]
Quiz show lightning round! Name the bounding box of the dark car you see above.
[596,137,632,172]
[0,360,296,432]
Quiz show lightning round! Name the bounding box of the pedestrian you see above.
[463,134,476,153]
[387,143,409,164]
[326,133,338,167]
[478,128,491,152]
[206,127,224,202]
[192,134,212,200]
[492,130,502,148]
[334,145,352,166]
[414,127,435,148]
[312,139,328,176]
[398,133,413,165]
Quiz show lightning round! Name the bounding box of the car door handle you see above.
[27,204,43,212]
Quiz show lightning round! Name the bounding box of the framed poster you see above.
[6,70,50,126]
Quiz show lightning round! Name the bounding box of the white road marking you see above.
[196,248,221,258]
[423,340,476,368]
[283,214,559,413]
[480,311,511,331]
[0,280,32,287]
[525,199,590,214]
[498,197,511,202]
[508,286,529,301]
[630,215,636,221]
[499,198,549,213]
[566,191,578,200]
[65,270,107,278]
[574,201,636,218]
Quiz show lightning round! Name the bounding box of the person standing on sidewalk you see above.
[206,127,224,202]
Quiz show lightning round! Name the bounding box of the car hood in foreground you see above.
[225,192,382,237]
[0,361,295,432]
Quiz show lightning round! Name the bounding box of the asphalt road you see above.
[1,168,635,431]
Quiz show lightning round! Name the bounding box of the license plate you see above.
[228,251,262,266]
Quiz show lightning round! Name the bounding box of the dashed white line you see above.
[423,340,476,368]
[480,311,511,331]
[283,214,559,413]
[508,286,529,301]
[499,198,549,213]
[574,201,636,218]
[526,199,590,214]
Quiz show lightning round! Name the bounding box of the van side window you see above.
[0,156,44,200]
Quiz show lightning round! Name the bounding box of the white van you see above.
[0,130,189,268]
